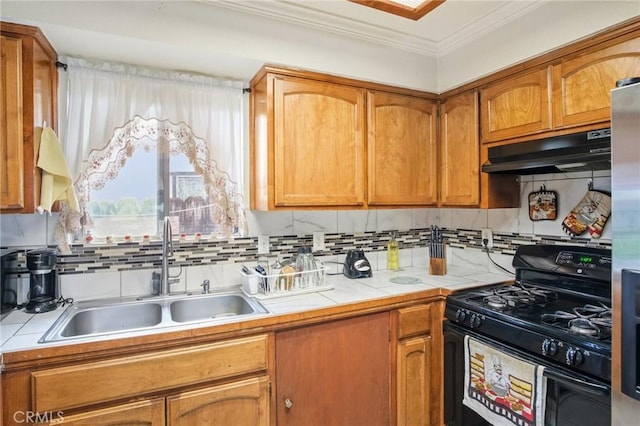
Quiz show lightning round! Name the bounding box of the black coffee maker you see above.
[25,248,59,313]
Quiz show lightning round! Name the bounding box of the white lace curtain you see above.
[56,56,247,252]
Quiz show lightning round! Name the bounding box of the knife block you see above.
[429,256,446,275]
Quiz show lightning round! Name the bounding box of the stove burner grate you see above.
[541,302,612,340]
[467,283,558,310]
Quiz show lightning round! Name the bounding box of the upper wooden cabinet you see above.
[250,66,439,210]
[480,67,552,143]
[552,36,640,129]
[0,22,57,213]
[439,91,481,207]
[479,34,640,144]
[367,91,438,206]
[251,72,366,209]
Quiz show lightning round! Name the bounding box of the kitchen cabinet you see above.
[393,302,445,426]
[439,91,480,206]
[0,22,57,213]
[440,90,519,208]
[367,91,438,206]
[48,398,165,425]
[4,334,272,426]
[251,71,366,209]
[275,312,391,425]
[480,67,552,144]
[250,66,439,210]
[167,376,270,426]
[552,36,640,129]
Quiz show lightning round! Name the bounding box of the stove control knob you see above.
[455,309,467,323]
[470,314,482,329]
[565,347,584,366]
[542,339,558,356]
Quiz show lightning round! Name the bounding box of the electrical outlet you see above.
[481,228,493,249]
[313,231,325,252]
[257,235,270,254]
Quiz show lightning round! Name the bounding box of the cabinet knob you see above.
[284,398,293,409]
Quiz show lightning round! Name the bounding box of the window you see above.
[54,57,247,252]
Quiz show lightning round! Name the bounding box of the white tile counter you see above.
[0,266,512,354]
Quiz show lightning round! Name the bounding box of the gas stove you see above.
[446,244,612,382]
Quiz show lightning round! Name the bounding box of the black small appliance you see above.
[343,249,372,279]
[24,248,59,314]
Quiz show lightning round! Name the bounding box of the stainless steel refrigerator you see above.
[611,79,640,425]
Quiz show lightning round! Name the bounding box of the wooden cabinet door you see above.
[480,67,552,143]
[0,23,57,214]
[552,36,640,128]
[439,91,480,207]
[397,335,432,426]
[367,91,438,206]
[276,312,390,426]
[273,75,366,207]
[48,398,165,425]
[0,35,25,210]
[167,376,269,426]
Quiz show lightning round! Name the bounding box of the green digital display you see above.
[579,256,593,263]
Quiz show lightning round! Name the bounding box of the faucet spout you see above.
[161,216,173,295]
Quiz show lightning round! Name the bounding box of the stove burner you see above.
[569,318,600,336]
[486,295,508,309]
[541,302,612,339]
[474,283,558,310]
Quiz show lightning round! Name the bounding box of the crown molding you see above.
[206,0,439,56]
[437,0,551,55]
[203,0,550,58]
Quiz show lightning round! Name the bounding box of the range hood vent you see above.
[482,128,611,175]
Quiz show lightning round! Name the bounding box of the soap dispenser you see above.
[387,232,399,271]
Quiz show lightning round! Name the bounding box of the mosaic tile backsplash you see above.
[3,228,611,276]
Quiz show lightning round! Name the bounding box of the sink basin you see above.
[39,289,270,343]
[170,293,269,323]
[59,302,163,337]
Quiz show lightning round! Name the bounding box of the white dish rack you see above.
[241,265,332,299]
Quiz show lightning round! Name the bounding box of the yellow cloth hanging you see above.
[37,127,79,213]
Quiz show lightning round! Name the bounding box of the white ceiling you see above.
[1,1,638,91]
[207,0,551,56]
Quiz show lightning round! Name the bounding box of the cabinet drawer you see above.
[398,304,432,338]
[32,334,269,412]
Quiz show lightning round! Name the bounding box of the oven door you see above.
[444,321,611,426]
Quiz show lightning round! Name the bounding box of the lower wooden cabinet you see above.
[167,376,270,426]
[394,302,443,426]
[48,398,165,426]
[397,335,432,426]
[275,312,391,426]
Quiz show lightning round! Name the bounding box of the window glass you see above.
[87,149,214,238]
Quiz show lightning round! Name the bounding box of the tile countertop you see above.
[0,266,513,355]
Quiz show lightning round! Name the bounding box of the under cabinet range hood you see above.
[482,128,611,175]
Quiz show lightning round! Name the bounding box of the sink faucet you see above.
[160,216,181,295]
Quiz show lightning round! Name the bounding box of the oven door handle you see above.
[543,368,610,397]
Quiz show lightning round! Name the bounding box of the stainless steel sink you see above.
[39,289,270,343]
[170,293,268,323]
[59,302,163,337]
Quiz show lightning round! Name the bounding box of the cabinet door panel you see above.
[553,37,640,128]
[440,91,480,206]
[397,336,432,426]
[1,35,25,210]
[367,92,438,206]
[167,376,269,426]
[480,68,552,143]
[273,76,365,207]
[48,398,165,425]
[276,312,390,426]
